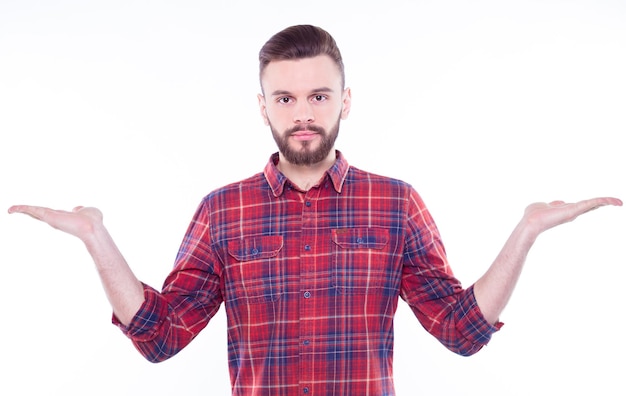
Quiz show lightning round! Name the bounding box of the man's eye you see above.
[278,97,291,104]
[313,95,326,102]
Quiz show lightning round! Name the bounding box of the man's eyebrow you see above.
[270,87,335,96]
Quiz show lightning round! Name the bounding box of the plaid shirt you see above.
[115,151,500,395]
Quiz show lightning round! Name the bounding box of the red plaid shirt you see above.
[115,151,500,395]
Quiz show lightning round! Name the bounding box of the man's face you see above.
[258,55,351,166]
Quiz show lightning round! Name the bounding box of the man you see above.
[8,25,621,395]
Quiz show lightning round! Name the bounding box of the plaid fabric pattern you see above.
[115,151,500,395]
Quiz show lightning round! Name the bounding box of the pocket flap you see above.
[227,236,284,261]
[331,228,389,249]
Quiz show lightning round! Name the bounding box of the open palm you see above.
[522,197,622,236]
[8,205,104,241]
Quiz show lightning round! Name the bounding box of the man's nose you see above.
[293,101,314,124]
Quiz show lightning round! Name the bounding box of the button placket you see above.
[299,187,321,393]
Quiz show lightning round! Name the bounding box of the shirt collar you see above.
[263,150,350,197]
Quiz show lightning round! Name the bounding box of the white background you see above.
[1,1,624,395]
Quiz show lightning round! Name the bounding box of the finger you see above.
[594,197,623,206]
[7,205,50,221]
[574,197,622,216]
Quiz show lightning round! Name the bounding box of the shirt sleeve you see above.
[400,188,502,356]
[111,200,224,362]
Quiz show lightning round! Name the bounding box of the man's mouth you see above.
[291,130,319,141]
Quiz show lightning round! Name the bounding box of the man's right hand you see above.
[8,204,145,326]
[8,205,104,242]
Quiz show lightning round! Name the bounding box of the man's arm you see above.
[8,205,144,326]
[473,197,622,324]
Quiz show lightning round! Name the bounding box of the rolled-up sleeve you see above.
[111,200,224,363]
[112,283,169,341]
[400,188,502,356]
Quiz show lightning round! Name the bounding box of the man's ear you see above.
[341,87,352,120]
[257,93,269,125]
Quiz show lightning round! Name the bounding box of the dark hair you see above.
[259,25,345,88]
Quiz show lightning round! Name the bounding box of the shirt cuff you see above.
[457,285,504,346]
[111,283,168,342]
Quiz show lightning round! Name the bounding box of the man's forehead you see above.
[261,55,343,92]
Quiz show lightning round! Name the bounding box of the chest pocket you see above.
[227,236,284,304]
[331,228,391,294]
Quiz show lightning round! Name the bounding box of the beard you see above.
[270,116,341,166]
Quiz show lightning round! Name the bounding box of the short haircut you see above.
[258,25,345,89]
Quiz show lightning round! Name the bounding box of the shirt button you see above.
[303,291,311,299]
[303,387,309,394]
[303,339,310,346]
[304,244,311,251]
[305,201,311,207]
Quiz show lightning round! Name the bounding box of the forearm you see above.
[83,222,145,326]
[473,219,538,324]
[471,197,621,324]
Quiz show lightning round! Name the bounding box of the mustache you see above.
[286,124,326,135]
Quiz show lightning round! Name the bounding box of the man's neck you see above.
[277,151,336,191]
